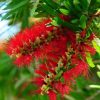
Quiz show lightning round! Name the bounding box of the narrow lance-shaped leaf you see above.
[59,8,69,15]
[43,0,59,9]
[86,52,95,68]
[4,0,29,11]
[80,15,87,29]
[92,38,100,55]
[41,4,58,16]
[89,85,100,89]
[97,71,100,78]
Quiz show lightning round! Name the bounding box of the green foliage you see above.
[89,85,100,89]
[59,8,69,15]
[70,76,100,100]
[1,0,100,32]
[1,0,30,28]
[86,52,95,68]
[92,38,100,55]
[79,15,87,29]
[97,71,100,78]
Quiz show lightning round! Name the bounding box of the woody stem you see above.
[85,10,100,30]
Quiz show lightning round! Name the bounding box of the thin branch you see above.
[85,11,100,30]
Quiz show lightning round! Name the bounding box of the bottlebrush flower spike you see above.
[14,55,32,66]
[33,77,44,86]
[6,19,57,66]
[88,33,95,40]
[80,30,86,38]
[33,62,71,99]
[84,44,96,55]
[59,14,71,21]
[52,82,70,95]
[6,16,97,100]
[63,60,88,82]
[48,90,56,100]
[39,64,48,71]
[34,35,67,61]
[7,19,54,54]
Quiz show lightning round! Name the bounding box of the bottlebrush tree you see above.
[2,0,100,100]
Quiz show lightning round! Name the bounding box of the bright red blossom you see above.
[48,90,56,100]
[63,60,88,82]
[14,55,32,66]
[52,82,70,95]
[6,17,96,100]
[7,19,54,55]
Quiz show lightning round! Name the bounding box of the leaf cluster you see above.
[0,0,100,31]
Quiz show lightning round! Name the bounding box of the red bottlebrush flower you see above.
[80,30,86,38]
[34,35,67,61]
[59,14,71,21]
[14,55,32,66]
[71,54,79,65]
[67,29,76,43]
[53,82,70,95]
[33,77,44,86]
[6,19,55,56]
[6,32,23,55]
[46,59,57,70]
[88,33,95,40]
[48,90,56,100]
[35,69,46,77]
[6,16,97,99]
[63,60,88,82]
[84,44,96,55]
[66,29,76,49]
[76,42,95,60]
[39,64,48,71]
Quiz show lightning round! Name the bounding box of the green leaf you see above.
[81,0,91,10]
[55,70,63,80]
[5,0,28,11]
[97,71,100,78]
[41,4,58,16]
[97,65,100,70]
[51,17,79,31]
[51,17,62,26]
[86,52,95,68]
[39,95,48,100]
[64,95,75,100]
[51,19,59,26]
[71,19,78,23]
[80,15,87,29]
[89,85,100,89]
[21,5,30,28]
[64,0,73,10]
[60,77,65,83]
[55,59,63,73]
[59,8,69,15]
[1,10,17,20]
[15,73,30,89]
[73,0,80,4]
[92,38,100,55]
[73,0,81,11]
[43,0,59,9]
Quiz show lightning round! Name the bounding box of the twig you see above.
[85,11,100,30]
[94,60,100,64]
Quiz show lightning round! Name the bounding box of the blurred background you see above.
[0,0,100,100]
